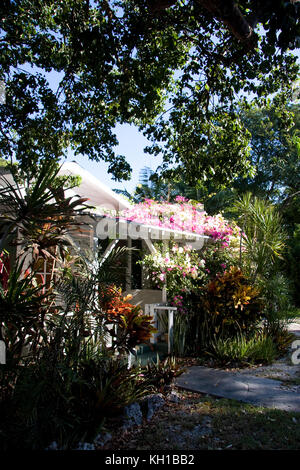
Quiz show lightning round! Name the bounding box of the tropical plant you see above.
[0,159,160,451]
[234,193,287,282]
[285,223,300,306]
[0,348,150,450]
[57,245,157,357]
[208,332,277,367]
[200,239,239,279]
[258,274,297,355]
[172,310,192,357]
[141,241,208,300]
[102,286,157,354]
[0,258,54,365]
[0,250,10,289]
[0,159,91,260]
[202,266,263,336]
[97,244,129,286]
[0,240,154,450]
[142,356,185,391]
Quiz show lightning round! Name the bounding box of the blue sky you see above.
[63,123,162,195]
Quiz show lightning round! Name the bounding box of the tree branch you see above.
[147,0,258,48]
[196,0,253,43]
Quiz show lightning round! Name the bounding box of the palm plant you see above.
[0,162,156,450]
[257,274,297,354]
[0,159,91,263]
[233,193,298,354]
[55,244,133,356]
[234,193,286,282]
[0,258,54,364]
[97,244,129,286]
[0,160,93,365]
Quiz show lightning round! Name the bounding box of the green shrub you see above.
[285,224,300,306]
[207,333,277,366]
[142,356,185,391]
[0,352,150,450]
[258,274,298,355]
[234,193,286,282]
[259,274,295,320]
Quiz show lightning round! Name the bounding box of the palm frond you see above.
[0,160,93,254]
[97,245,133,286]
[234,192,286,280]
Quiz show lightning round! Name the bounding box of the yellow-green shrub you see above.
[203,266,263,334]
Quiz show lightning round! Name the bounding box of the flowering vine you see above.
[120,198,240,246]
[141,242,208,301]
[99,197,241,312]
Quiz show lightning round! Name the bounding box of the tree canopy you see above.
[234,98,300,200]
[0,0,299,180]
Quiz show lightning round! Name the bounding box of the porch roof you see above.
[58,161,132,211]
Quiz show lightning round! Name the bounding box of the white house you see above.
[0,160,210,354]
[57,161,209,309]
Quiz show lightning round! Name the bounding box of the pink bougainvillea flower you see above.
[175,196,188,203]
[118,198,240,245]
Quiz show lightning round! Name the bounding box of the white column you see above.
[168,309,174,354]
[162,240,169,303]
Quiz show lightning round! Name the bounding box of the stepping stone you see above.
[175,366,300,412]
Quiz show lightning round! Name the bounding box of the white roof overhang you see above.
[58,161,132,211]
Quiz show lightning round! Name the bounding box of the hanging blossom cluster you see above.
[120,197,240,246]
[141,243,207,296]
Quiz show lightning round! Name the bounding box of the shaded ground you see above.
[99,389,300,451]
[97,322,300,451]
[176,365,300,411]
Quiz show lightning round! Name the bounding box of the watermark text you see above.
[291,340,300,365]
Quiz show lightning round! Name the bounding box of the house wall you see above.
[126,288,164,310]
[92,229,163,310]
[70,214,95,255]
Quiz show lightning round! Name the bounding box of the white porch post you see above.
[168,309,174,355]
[162,239,168,303]
[146,303,159,344]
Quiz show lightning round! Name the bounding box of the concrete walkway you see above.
[175,366,300,412]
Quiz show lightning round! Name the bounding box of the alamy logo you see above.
[96,218,206,249]
[291,340,300,365]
